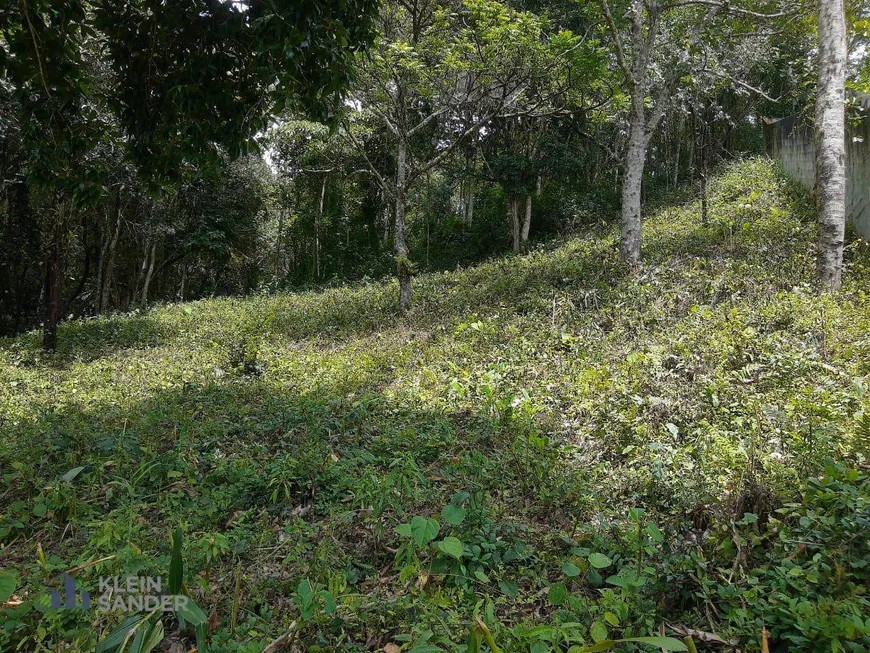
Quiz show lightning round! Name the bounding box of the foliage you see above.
[1,160,869,651]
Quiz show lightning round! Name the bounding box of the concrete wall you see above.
[764,114,870,239]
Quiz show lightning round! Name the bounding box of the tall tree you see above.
[347,0,574,311]
[1,0,377,348]
[815,0,847,291]
[597,0,792,265]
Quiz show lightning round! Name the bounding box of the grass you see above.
[1,158,869,652]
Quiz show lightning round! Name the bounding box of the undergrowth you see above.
[1,159,869,652]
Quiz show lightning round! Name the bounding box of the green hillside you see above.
[2,159,869,652]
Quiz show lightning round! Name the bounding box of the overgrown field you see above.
[1,159,869,652]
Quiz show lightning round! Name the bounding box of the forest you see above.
[1,0,870,652]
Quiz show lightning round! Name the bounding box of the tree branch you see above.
[408,107,447,138]
[703,68,781,102]
[409,112,494,183]
[663,0,795,19]
[339,124,393,198]
[599,0,634,83]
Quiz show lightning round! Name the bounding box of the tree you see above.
[597,0,793,265]
[476,30,606,252]
[346,0,574,311]
[815,0,847,291]
[0,0,378,348]
[268,120,364,281]
[0,0,104,349]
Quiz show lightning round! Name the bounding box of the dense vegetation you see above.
[8,0,870,344]
[3,0,870,650]
[2,160,869,652]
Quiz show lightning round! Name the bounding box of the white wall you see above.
[765,115,870,239]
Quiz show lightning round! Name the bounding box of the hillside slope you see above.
[2,159,869,652]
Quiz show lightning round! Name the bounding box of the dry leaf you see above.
[666,622,739,646]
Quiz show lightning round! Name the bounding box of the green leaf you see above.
[605,574,629,587]
[547,582,567,606]
[435,536,464,560]
[572,637,686,652]
[296,579,313,598]
[195,622,209,653]
[562,561,582,577]
[590,621,608,642]
[498,580,518,597]
[588,553,612,569]
[569,641,616,652]
[588,568,603,587]
[96,614,151,653]
[441,504,466,525]
[621,637,688,651]
[129,618,164,653]
[61,466,86,482]
[410,516,440,547]
[0,570,18,602]
[319,590,337,614]
[520,625,559,639]
[647,523,663,543]
[467,625,482,653]
[169,528,183,595]
[177,597,207,626]
[396,523,413,537]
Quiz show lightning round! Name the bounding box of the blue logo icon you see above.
[49,573,90,610]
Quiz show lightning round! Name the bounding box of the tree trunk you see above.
[141,240,157,307]
[395,138,412,312]
[43,207,64,351]
[179,265,187,302]
[95,224,108,315]
[316,174,327,280]
[510,195,520,252]
[700,171,708,227]
[101,194,122,312]
[69,229,91,307]
[621,115,646,265]
[521,195,532,247]
[132,237,150,306]
[465,184,474,224]
[276,207,285,280]
[815,0,847,291]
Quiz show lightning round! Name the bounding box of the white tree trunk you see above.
[132,236,150,306]
[815,0,847,291]
[521,195,532,246]
[621,115,646,265]
[395,138,412,312]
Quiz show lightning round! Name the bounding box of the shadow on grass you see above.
[0,374,568,644]
[2,234,627,366]
[2,159,815,364]
[0,311,178,369]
